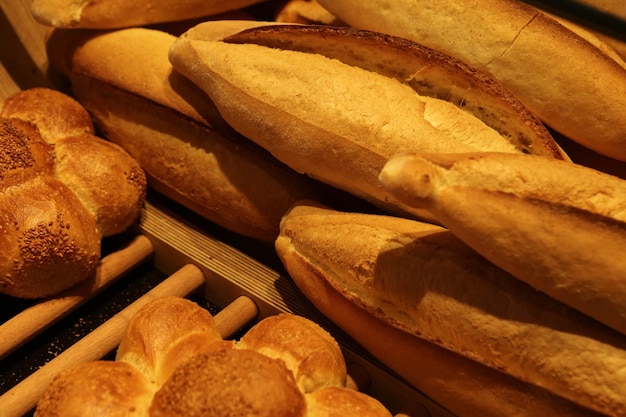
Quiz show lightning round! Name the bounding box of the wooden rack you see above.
[0,197,455,417]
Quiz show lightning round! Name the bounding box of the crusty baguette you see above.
[31,0,267,29]
[276,201,624,416]
[35,296,392,417]
[274,0,343,25]
[317,0,626,162]
[46,27,329,242]
[379,151,626,338]
[543,1,626,61]
[169,20,567,224]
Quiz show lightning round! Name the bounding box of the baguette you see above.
[169,20,567,224]
[31,0,267,29]
[317,0,626,162]
[379,151,626,337]
[274,0,344,25]
[276,201,624,416]
[46,27,329,242]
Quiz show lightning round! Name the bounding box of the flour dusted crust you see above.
[169,21,567,224]
[379,151,626,338]
[0,88,146,298]
[35,296,392,417]
[276,201,623,416]
[317,0,626,161]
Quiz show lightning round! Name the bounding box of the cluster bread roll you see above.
[0,88,146,298]
[276,201,625,416]
[168,20,567,224]
[35,296,393,417]
[378,151,626,337]
[46,26,334,242]
[317,0,626,162]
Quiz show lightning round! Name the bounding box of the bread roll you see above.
[275,201,626,416]
[35,296,392,417]
[317,0,626,162]
[379,151,626,337]
[0,88,146,298]
[169,21,567,224]
[31,0,268,29]
[0,169,100,298]
[46,27,330,242]
[237,313,347,393]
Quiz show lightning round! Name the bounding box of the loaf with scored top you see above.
[169,20,568,225]
[317,0,626,161]
[276,201,624,416]
[46,26,338,242]
[379,151,626,337]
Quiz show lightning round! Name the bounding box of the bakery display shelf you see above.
[0,192,455,417]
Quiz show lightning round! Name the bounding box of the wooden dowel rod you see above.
[0,234,155,359]
[0,263,205,417]
[214,295,259,339]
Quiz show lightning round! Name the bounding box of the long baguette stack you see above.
[276,200,626,416]
[317,0,626,162]
[168,20,567,223]
[379,152,626,336]
[28,1,626,416]
[45,26,337,242]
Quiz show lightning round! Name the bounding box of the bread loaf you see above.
[275,201,624,416]
[46,27,332,242]
[274,0,343,25]
[31,0,268,29]
[0,88,146,298]
[379,151,626,337]
[317,0,626,162]
[35,296,393,417]
[169,21,567,224]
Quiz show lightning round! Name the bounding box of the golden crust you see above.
[238,313,347,393]
[31,0,267,29]
[276,201,623,416]
[46,27,331,242]
[317,0,626,161]
[150,349,307,417]
[36,297,392,416]
[116,296,224,385]
[276,216,602,416]
[0,87,94,143]
[379,152,626,338]
[169,21,567,224]
[35,361,155,417]
[0,88,146,298]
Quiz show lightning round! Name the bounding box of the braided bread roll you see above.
[0,88,146,298]
[35,296,392,417]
